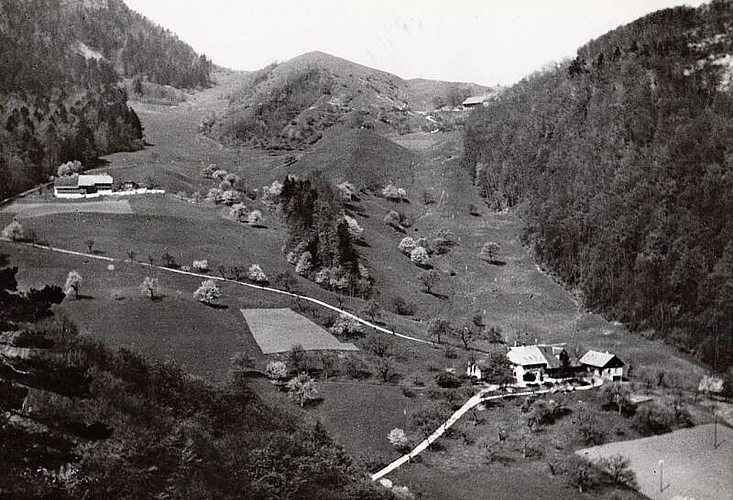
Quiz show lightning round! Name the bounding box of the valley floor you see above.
[1,73,719,499]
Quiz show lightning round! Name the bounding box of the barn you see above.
[54,174,114,198]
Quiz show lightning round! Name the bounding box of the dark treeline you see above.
[280,175,372,297]
[0,0,213,199]
[464,1,733,369]
[0,262,389,498]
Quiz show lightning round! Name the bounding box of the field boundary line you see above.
[0,238,437,347]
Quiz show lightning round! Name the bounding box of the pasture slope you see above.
[241,308,358,353]
[577,424,733,500]
[0,65,716,500]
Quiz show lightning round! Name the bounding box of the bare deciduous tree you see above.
[418,269,440,294]
[64,271,82,299]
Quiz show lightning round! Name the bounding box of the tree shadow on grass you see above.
[202,302,229,310]
[92,250,106,255]
[75,294,95,301]
[304,396,325,408]
[427,291,449,300]
[354,240,370,248]
[383,372,403,384]
[481,258,507,266]
[85,158,110,169]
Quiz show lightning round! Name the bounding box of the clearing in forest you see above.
[241,308,358,354]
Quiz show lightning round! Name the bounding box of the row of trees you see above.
[464,1,733,370]
[427,315,503,350]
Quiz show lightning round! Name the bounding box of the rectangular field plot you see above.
[577,424,733,500]
[3,200,134,218]
[241,308,358,354]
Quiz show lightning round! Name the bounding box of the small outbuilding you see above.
[579,350,625,381]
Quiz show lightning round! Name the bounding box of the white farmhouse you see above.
[579,350,625,381]
[506,345,561,384]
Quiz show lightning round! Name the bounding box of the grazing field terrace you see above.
[2,199,134,217]
[241,308,358,354]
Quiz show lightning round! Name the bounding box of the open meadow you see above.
[241,308,358,353]
[577,424,733,500]
[2,199,134,217]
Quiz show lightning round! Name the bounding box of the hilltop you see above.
[210,51,495,150]
[0,0,213,200]
[464,0,733,369]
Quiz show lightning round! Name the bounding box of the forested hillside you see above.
[464,0,733,369]
[211,51,491,150]
[0,262,388,499]
[0,0,213,199]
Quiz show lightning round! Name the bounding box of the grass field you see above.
[0,240,295,381]
[241,308,358,353]
[2,199,134,217]
[577,424,733,500]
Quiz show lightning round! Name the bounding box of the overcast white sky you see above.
[124,0,707,85]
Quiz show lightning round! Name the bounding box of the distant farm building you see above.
[579,350,625,381]
[462,94,494,108]
[54,174,113,198]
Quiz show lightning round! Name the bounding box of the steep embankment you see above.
[464,1,733,369]
[0,0,213,199]
[211,51,495,150]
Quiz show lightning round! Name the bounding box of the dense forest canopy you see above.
[0,0,213,200]
[280,175,372,297]
[464,0,733,370]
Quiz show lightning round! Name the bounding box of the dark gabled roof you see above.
[539,346,561,369]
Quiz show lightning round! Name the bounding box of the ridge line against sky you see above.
[124,0,708,86]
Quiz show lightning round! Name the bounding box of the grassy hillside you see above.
[464,1,733,370]
[211,51,494,150]
[0,0,213,200]
[0,262,389,499]
[290,129,420,190]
